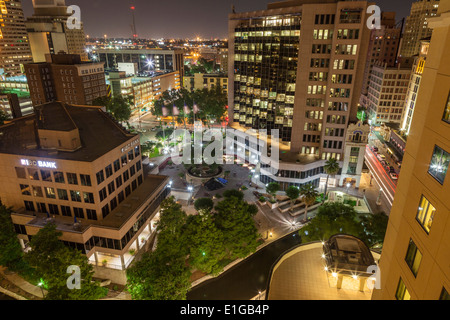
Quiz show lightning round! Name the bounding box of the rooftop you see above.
[0,102,135,162]
[227,123,322,166]
[267,242,380,300]
[323,234,376,275]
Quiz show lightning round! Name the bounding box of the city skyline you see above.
[1,0,448,304]
[22,0,415,39]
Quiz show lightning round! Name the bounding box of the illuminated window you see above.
[405,239,423,277]
[416,196,436,234]
[20,184,31,196]
[395,278,411,300]
[70,190,82,202]
[428,145,450,185]
[443,91,450,124]
[45,187,56,199]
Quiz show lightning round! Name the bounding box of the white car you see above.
[390,172,399,180]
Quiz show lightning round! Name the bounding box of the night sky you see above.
[21,0,415,39]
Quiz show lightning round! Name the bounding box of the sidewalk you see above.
[0,267,45,299]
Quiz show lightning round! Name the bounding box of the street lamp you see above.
[37,281,45,298]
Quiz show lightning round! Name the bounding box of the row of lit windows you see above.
[96,146,140,185]
[15,167,92,186]
[98,161,142,202]
[23,200,97,220]
[20,184,94,204]
[101,174,144,219]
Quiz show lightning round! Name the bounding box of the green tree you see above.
[323,158,340,203]
[127,197,191,300]
[25,223,106,300]
[300,184,319,221]
[286,186,300,209]
[184,214,226,275]
[359,212,389,248]
[222,189,244,201]
[299,202,364,243]
[266,182,280,203]
[152,87,227,128]
[155,128,174,141]
[194,198,214,215]
[155,197,189,259]
[214,197,259,260]
[0,109,10,125]
[357,107,368,122]
[0,202,23,270]
[126,248,191,300]
[93,95,133,122]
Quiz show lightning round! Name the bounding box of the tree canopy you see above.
[184,58,220,76]
[25,223,107,300]
[126,192,260,299]
[266,182,280,202]
[299,203,389,249]
[299,202,363,243]
[0,109,10,125]
[286,186,300,205]
[93,95,133,122]
[359,212,389,248]
[222,189,245,201]
[127,197,191,300]
[0,202,23,270]
[151,87,227,126]
[194,198,214,215]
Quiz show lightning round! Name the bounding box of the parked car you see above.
[389,166,396,173]
[377,154,386,161]
[390,172,399,180]
[372,146,379,153]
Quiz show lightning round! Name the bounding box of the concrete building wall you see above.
[372,2,450,300]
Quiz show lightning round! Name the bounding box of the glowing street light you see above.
[37,281,45,297]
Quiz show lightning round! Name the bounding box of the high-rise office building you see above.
[361,12,402,96]
[0,0,33,77]
[400,39,429,136]
[0,101,171,284]
[400,0,440,58]
[95,49,185,78]
[26,0,88,63]
[363,61,413,125]
[25,53,107,106]
[228,0,372,191]
[108,70,181,113]
[372,2,450,300]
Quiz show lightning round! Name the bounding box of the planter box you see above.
[258,200,266,206]
[267,202,278,209]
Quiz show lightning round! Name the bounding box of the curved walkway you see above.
[187,230,303,300]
